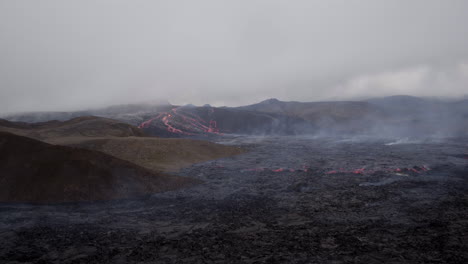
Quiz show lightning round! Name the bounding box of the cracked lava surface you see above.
[1,136,468,263]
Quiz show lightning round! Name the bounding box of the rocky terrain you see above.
[1,135,467,263]
[0,96,467,263]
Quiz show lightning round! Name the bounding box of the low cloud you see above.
[330,62,468,100]
[1,0,468,112]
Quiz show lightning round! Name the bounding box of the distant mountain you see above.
[89,103,175,125]
[238,98,382,120]
[1,102,174,125]
[2,111,88,123]
[2,96,466,138]
[242,98,286,113]
[364,95,468,136]
[367,95,426,104]
[236,96,468,137]
[0,132,197,202]
[366,95,441,115]
[236,98,385,135]
[0,116,146,140]
[449,98,468,115]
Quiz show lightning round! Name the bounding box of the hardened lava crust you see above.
[1,136,467,263]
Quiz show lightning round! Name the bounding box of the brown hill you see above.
[1,116,245,174]
[50,136,245,172]
[0,132,198,203]
[0,116,146,140]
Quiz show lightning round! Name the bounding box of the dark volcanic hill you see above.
[366,95,468,137]
[138,105,315,137]
[0,116,146,140]
[238,98,384,121]
[237,96,468,137]
[236,98,386,135]
[0,132,197,202]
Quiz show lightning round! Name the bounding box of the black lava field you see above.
[1,135,468,263]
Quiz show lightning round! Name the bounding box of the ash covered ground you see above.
[1,136,468,263]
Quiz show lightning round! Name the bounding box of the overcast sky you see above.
[1,0,468,113]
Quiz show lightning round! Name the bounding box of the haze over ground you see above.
[1,0,468,113]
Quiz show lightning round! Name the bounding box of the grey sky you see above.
[1,0,468,113]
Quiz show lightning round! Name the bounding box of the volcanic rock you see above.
[138,106,315,137]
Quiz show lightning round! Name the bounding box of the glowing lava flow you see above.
[172,108,221,134]
[272,168,285,172]
[138,107,222,136]
[161,114,191,135]
[207,120,219,133]
[138,113,163,129]
[353,168,365,174]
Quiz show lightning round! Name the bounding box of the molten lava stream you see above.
[161,114,190,135]
[353,168,365,174]
[170,108,222,135]
[138,113,164,129]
